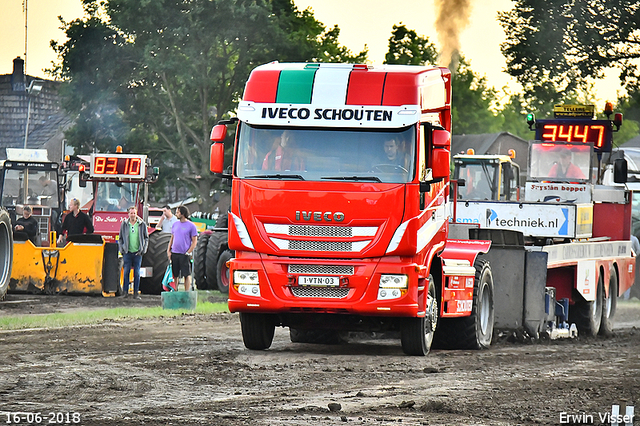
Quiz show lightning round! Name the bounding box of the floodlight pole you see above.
[23,79,44,149]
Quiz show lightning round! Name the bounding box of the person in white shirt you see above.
[156,205,179,233]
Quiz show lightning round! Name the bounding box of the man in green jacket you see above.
[118,207,149,299]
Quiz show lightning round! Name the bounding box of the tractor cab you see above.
[0,149,61,246]
[453,150,521,201]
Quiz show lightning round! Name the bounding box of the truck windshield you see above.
[236,124,416,183]
[529,142,592,182]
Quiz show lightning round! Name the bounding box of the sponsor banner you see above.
[544,240,632,265]
[524,182,592,203]
[453,201,576,238]
[237,101,421,128]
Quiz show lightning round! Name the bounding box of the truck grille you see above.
[289,240,352,252]
[290,225,352,237]
[291,287,350,298]
[288,265,354,275]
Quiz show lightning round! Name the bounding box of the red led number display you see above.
[92,156,143,177]
[540,124,606,148]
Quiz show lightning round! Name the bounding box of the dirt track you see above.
[0,294,639,426]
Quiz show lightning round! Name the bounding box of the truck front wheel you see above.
[401,275,437,356]
[240,313,276,350]
[570,273,604,337]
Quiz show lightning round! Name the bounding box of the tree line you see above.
[50,0,640,208]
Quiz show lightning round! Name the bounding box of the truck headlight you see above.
[379,274,408,288]
[233,271,260,297]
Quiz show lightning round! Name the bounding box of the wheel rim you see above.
[480,282,491,335]
[604,291,613,319]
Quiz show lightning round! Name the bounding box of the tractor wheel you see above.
[205,231,227,291]
[216,249,233,294]
[140,231,171,295]
[193,232,211,290]
[0,209,13,301]
[401,275,437,355]
[433,259,495,349]
[570,273,604,337]
[600,268,618,336]
[240,313,276,350]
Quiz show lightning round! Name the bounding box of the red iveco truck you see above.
[209,62,496,355]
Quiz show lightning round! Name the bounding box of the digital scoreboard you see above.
[89,153,147,179]
[534,119,613,152]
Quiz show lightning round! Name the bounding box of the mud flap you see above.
[102,242,119,293]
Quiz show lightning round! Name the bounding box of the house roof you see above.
[0,70,73,160]
[452,132,525,155]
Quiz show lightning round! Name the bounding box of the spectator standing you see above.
[167,206,198,291]
[156,205,178,233]
[58,198,94,245]
[118,207,149,299]
[14,206,38,244]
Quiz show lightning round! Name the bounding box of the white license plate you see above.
[298,276,339,287]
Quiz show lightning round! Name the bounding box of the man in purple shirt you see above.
[167,205,198,291]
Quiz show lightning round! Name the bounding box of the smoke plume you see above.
[435,0,472,71]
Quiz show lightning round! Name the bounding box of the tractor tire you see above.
[401,275,437,355]
[193,232,211,290]
[216,249,233,294]
[600,268,618,336]
[216,213,228,229]
[240,313,275,350]
[205,231,227,291]
[0,209,13,301]
[570,273,604,337]
[140,231,171,295]
[433,259,495,349]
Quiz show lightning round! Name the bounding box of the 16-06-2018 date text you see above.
[3,412,81,424]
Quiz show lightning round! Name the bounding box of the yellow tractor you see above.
[2,150,119,295]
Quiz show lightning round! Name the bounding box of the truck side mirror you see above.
[614,158,628,184]
[210,124,227,142]
[431,129,451,179]
[210,143,225,174]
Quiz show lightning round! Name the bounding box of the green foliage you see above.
[499,0,640,102]
[451,57,504,135]
[384,24,438,65]
[52,0,366,209]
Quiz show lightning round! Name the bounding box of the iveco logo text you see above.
[295,211,345,222]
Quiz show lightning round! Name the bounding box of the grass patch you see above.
[0,300,229,331]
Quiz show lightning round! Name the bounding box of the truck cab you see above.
[210,63,495,355]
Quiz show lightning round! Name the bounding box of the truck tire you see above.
[140,231,171,295]
[570,273,604,337]
[433,259,495,349]
[205,231,227,291]
[0,209,13,301]
[193,232,211,290]
[240,312,275,350]
[401,275,437,355]
[600,268,618,336]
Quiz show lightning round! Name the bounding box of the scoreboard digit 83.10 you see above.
[89,153,147,179]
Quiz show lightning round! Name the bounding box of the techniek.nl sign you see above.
[453,202,577,238]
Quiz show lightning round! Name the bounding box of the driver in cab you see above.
[379,137,408,171]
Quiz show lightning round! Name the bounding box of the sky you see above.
[0,0,622,105]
